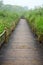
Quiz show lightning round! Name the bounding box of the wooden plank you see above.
[0,30,6,47]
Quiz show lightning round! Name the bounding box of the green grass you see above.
[0,11,20,34]
[25,7,43,42]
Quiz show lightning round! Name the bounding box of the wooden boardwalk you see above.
[0,19,43,65]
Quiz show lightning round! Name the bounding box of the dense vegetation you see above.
[25,7,43,42]
[0,0,28,43]
[0,0,43,43]
[0,1,27,34]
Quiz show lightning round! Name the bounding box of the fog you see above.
[3,0,43,9]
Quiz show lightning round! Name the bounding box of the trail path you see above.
[0,19,43,65]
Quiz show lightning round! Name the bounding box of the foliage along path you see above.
[0,19,43,65]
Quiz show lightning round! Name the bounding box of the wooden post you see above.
[5,27,9,43]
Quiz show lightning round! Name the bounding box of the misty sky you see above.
[3,0,43,9]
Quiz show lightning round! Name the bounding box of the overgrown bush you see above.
[25,7,43,43]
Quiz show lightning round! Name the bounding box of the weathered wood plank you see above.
[0,30,6,47]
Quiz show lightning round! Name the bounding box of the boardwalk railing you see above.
[0,30,6,47]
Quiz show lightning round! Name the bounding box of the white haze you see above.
[3,0,43,9]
